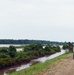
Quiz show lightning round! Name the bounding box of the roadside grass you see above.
[10,52,72,75]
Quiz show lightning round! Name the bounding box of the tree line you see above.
[0,39,62,44]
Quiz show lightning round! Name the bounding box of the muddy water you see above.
[0,47,65,75]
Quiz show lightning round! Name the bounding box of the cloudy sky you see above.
[0,0,74,42]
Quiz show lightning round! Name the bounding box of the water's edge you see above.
[5,51,65,75]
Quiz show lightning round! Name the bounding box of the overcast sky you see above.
[0,0,74,42]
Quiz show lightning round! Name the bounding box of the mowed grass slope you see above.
[10,52,72,75]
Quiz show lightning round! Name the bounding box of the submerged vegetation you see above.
[0,44,61,70]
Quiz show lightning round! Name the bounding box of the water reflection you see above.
[16,63,31,71]
[16,48,23,51]
[32,50,65,63]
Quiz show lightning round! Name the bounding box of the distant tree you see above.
[0,39,62,44]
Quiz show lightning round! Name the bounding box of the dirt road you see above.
[35,54,74,75]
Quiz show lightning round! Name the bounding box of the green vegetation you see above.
[62,44,68,50]
[8,46,17,58]
[62,42,73,52]
[0,39,62,44]
[0,44,61,70]
[10,53,71,75]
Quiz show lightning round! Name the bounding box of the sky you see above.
[0,0,74,42]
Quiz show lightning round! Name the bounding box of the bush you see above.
[8,46,16,58]
[0,53,10,58]
[23,44,43,52]
[0,44,61,70]
[0,47,8,53]
[62,44,68,50]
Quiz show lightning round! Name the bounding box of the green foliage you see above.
[8,46,16,58]
[0,53,10,58]
[0,47,8,53]
[54,46,61,52]
[10,53,72,75]
[0,47,9,58]
[0,39,60,45]
[62,44,68,50]
[16,51,29,61]
[44,45,60,54]
[0,44,61,70]
[23,44,61,57]
[63,42,73,52]
[23,44,43,52]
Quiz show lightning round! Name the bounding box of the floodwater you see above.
[0,44,23,51]
[0,44,21,47]
[16,48,23,51]
[0,45,65,75]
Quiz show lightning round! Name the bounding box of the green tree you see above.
[23,44,43,52]
[62,44,68,50]
[8,46,16,58]
[0,47,8,53]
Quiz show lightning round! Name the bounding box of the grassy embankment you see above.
[10,52,72,75]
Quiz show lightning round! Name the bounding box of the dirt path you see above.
[35,54,74,75]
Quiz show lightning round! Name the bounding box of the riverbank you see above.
[0,44,61,70]
[0,50,60,70]
[10,52,71,75]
